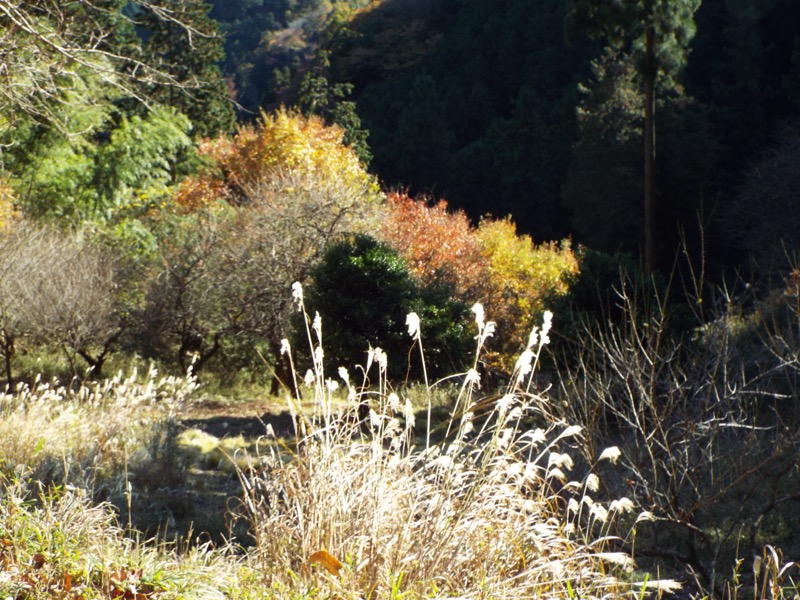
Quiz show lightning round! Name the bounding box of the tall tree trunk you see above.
[644,24,657,274]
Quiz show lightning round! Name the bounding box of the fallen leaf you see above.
[307,550,343,576]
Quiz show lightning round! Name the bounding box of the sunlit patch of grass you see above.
[232,285,680,598]
[0,366,199,538]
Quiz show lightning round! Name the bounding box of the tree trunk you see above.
[2,332,14,389]
[644,24,657,274]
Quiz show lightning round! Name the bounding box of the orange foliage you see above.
[378,192,485,297]
[379,193,579,374]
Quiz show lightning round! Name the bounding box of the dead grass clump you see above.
[0,367,196,525]
[235,285,676,598]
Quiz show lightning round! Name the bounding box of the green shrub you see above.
[302,234,471,381]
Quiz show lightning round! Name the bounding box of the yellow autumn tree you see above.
[0,179,20,230]
[174,107,380,212]
[474,217,579,374]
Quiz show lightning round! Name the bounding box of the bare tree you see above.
[0,223,46,386]
[218,168,380,391]
[133,214,230,374]
[551,273,800,594]
[135,167,379,385]
[0,222,120,382]
[17,232,119,377]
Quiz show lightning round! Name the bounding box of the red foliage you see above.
[378,192,486,298]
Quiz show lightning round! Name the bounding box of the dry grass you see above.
[7,282,797,598]
[0,367,197,533]
[233,285,678,598]
[0,478,242,599]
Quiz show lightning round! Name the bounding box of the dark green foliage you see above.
[302,235,471,381]
[563,49,643,254]
[325,0,587,239]
[296,51,372,164]
[134,0,235,137]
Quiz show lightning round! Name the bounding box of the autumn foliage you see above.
[0,179,19,230]
[474,217,578,370]
[379,192,484,297]
[174,107,380,211]
[379,193,579,373]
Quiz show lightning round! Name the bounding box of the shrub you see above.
[302,234,471,381]
[379,193,579,377]
[474,217,578,373]
[550,269,800,593]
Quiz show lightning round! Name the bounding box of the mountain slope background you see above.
[212,0,800,273]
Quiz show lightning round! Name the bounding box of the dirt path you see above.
[180,398,297,440]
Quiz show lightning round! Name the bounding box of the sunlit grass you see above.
[3,283,798,598]
[231,285,676,598]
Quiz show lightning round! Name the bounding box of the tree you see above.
[563,49,644,254]
[164,109,381,387]
[378,193,579,376]
[723,125,800,274]
[377,192,485,299]
[567,0,701,273]
[296,50,372,164]
[176,108,379,211]
[0,1,230,226]
[5,105,193,223]
[0,222,119,383]
[0,0,230,138]
[131,211,231,374]
[16,231,120,378]
[134,0,236,137]
[303,234,471,381]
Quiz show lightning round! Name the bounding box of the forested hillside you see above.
[228,0,800,273]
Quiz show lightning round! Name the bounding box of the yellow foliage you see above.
[176,108,380,212]
[0,179,21,230]
[475,217,579,373]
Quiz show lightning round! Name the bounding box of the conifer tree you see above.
[567,0,701,272]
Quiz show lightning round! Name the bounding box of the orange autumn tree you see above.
[379,193,579,375]
[378,192,485,298]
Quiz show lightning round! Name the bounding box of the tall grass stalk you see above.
[237,284,678,598]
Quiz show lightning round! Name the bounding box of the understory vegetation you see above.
[1,271,799,598]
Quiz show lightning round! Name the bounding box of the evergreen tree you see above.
[567,0,701,272]
[296,51,372,164]
[136,0,235,137]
